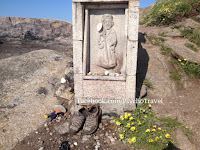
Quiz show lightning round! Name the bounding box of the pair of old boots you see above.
[69,104,101,135]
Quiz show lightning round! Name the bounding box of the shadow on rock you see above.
[136,32,149,99]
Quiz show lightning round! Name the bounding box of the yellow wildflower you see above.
[120,115,124,120]
[186,126,189,129]
[149,139,154,142]
[162,130,166,132]
[184,59,187,61]
[158,127,161,130]
[131,122,134,125]
[142,109,145,112]
[148,104,151,108]
[120,134,124,139]
[152,129,156,132]
[149,112,152,115]
[126,123,131,128]
[144,115,147,118]
[125,113,128,119]
[116,121,121,126]
[129,117,134,120]
[128,113,131,117]
[132,137,136,143]
[131,126,136,131]
[113,120,116,123]
[128,138,132,144]
[178,59,181,62]
[165,134,170,138]
[155,137,159,141]
[146,129,150,133]
[138,122,142,125]
[160,136,162,139]
[153,125,157,128]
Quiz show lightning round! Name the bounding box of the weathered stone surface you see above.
[175,129,197,150]
[0,17,72,46]
[162,27,181,37]
[54,122,69,135]
[178,18,200,30]
[0,49,72,150]
[140,25,181,37]
[139,84,147,98]
[164,38,200,64]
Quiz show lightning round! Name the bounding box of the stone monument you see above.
[73,0,140,114]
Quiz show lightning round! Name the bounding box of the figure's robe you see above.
[97,28,117,69]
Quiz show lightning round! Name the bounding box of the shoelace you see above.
[85,114,95,128]
[73,113,84,128]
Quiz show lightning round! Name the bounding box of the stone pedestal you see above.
[73,0,140,115]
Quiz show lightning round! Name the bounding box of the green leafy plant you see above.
[144,0,200,26]
[177,59,200,78]
[170,70,182,81]
[113,103,191,150]
[181,29,200,47]
[143,79,153,88]
[161,45,172,55]
[171,25,182,29]
[185,43,198,52]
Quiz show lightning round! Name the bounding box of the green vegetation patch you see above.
[170,70,182,81]
[185,43,198,52]
[177,59,200,78]
[113,103,191,150]
[181,29,200,47]
[144,0,200,26]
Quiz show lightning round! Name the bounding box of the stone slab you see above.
[82,80,126,99]
[74,74,83,98]
[72,2,84,41]
[126,40,138,76]
[73,40,83,74]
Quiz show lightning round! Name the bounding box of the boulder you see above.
[0,17,72,46]
[164,39,200,64]
[175,129,197,150]
[178,18,200,30]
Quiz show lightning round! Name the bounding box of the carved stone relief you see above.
[97,14,117,69]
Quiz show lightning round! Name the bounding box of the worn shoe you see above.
[83,104,101,135]
[69,106,88,135]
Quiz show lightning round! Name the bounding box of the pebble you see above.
[105,132,108,136]
[74,142,78,146]
[99,123,102,128]
[49,132,53,136]
[110,120,114,123]
[35,131,38,134]
[95,145,100,150]
[99,133,104,137]
[94,136,99,140]
[77,132,81,136]
[96,140,100,146]
[70,144,74,149]
[82,135,88,142]
[38,147,44,150]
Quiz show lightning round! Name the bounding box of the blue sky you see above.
[0,0,156,22]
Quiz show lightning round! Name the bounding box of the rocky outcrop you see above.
[0,17,72,47]
[0,49,72,150]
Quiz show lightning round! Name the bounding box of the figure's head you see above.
[101,14,114,30]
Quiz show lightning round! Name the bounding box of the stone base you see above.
[73,98,136,115]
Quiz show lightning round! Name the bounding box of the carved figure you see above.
[97,14,117,69]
